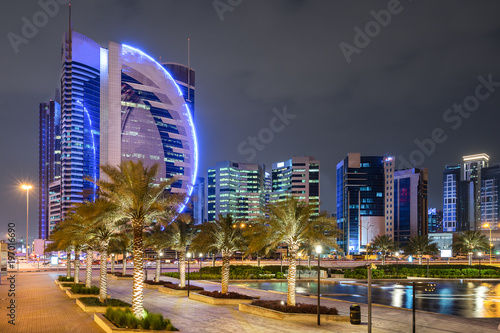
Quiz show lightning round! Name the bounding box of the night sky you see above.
[1,0,499,240]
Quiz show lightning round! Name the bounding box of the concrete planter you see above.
[111,275,134,280]
[76,299,129,313]
[144,283,163,290]
[94,313,179,332]
[188,292,257,305]
[158,286,189,296]
[66,289,109,299]
[59,282,84,291]
[238,303,349,322]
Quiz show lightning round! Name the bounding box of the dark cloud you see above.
[0,0,499,239]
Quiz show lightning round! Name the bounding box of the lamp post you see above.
[483,223,493,265]
[478,252,482,278]
[186,252,191,296]
[395,251,399,278]
[199,253,203,280]
[366,243,370,261]
[315,245,322,326]
[21,184,32,263]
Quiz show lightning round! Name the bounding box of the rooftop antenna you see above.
[187,38,191,102]
[67,4,72,59]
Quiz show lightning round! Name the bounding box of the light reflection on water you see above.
[230,280,500,318]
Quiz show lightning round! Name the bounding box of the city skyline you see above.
[1,1,500,240]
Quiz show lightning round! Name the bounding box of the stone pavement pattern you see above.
[1,270,500,332]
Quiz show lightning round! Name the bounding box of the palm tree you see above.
[109,233,133,275]
[144,223,171,282]
[45,221,76,279]
[406,235,439,265]
[77,198,124,302]
[454,230,489,265]
[96,161,184,318]
[248,198,339,306]
[369,235,395,265]
[163,215,196,287]
[191,215,244,294]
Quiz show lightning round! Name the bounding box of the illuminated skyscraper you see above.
[270,156,320,216]
[39,21,197,238]
[207,161,265,223]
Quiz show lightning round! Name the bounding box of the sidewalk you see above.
[0,273,102,333]
[1,271,499,332]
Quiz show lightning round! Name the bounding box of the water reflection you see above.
[231,280,500,317]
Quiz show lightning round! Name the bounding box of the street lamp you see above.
[395,251,400,278]
[478,252,482,278]
[21,184,32,262]
[483,223,493,265]
[186,252,191,296]
[199,253,203,280]
[315,244,322,326]
[366,243,370,261]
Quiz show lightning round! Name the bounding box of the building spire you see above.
[187,38,191,102]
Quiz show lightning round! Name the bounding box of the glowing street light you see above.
[21,184,32,262]
[315,244,322,326]
[483,223,493,265]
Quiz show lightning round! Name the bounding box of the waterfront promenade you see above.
[0,271,499,332]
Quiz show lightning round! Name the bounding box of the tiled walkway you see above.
[1,271,500,332]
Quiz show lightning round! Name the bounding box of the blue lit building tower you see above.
[60,27,101,217]
[38,100,61,239]
[337,153,394,255]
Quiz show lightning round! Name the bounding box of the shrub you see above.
[144,280,165,285]
[71,284,99,295]
[199,291,254,299]
[252,300,338,315]
[105,307,176,331]
[58,276,74,282]
[79,297,131,307]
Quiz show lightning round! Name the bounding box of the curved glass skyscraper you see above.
[40,27,198,236]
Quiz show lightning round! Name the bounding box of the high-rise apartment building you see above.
[270,156,320,216]
[337,153,392,254]
[337,154,428,254]
[442,153,490,232]
[480,164,500,230]
[38,101,61,239]
[39,21,198,238]
[391,168,428,247]
[191,177,205,225]
[207,161,265,223]
[463,154,490,230]
[428,208,443,233]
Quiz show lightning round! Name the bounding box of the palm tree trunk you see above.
[155,252,161,283]
[221,252,230,294]
[179,250,186,287]
[212,253,215,267]
[257,256,261,268]
[308,255,311,268]
[86,249,93,288]
[418,255,422,265]
[99,242,108,303]
[74,249,80,284]
[132,223,145,319]
[287,246,298,306]
[122,251,127,275]
[382,251,386,266]
[468,253,472,266]
[66,250,71,278]
[111,254,115,274]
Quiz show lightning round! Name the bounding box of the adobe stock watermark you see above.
[339,0,413,64]
[237,106,296,162]
[213,0,243,22]
[398,74,499,169]
[7,0,70,54]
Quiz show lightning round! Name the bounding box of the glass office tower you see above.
[39,28,198,237]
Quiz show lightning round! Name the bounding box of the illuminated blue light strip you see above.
[121,44,199,213]
[77,99,98,197]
